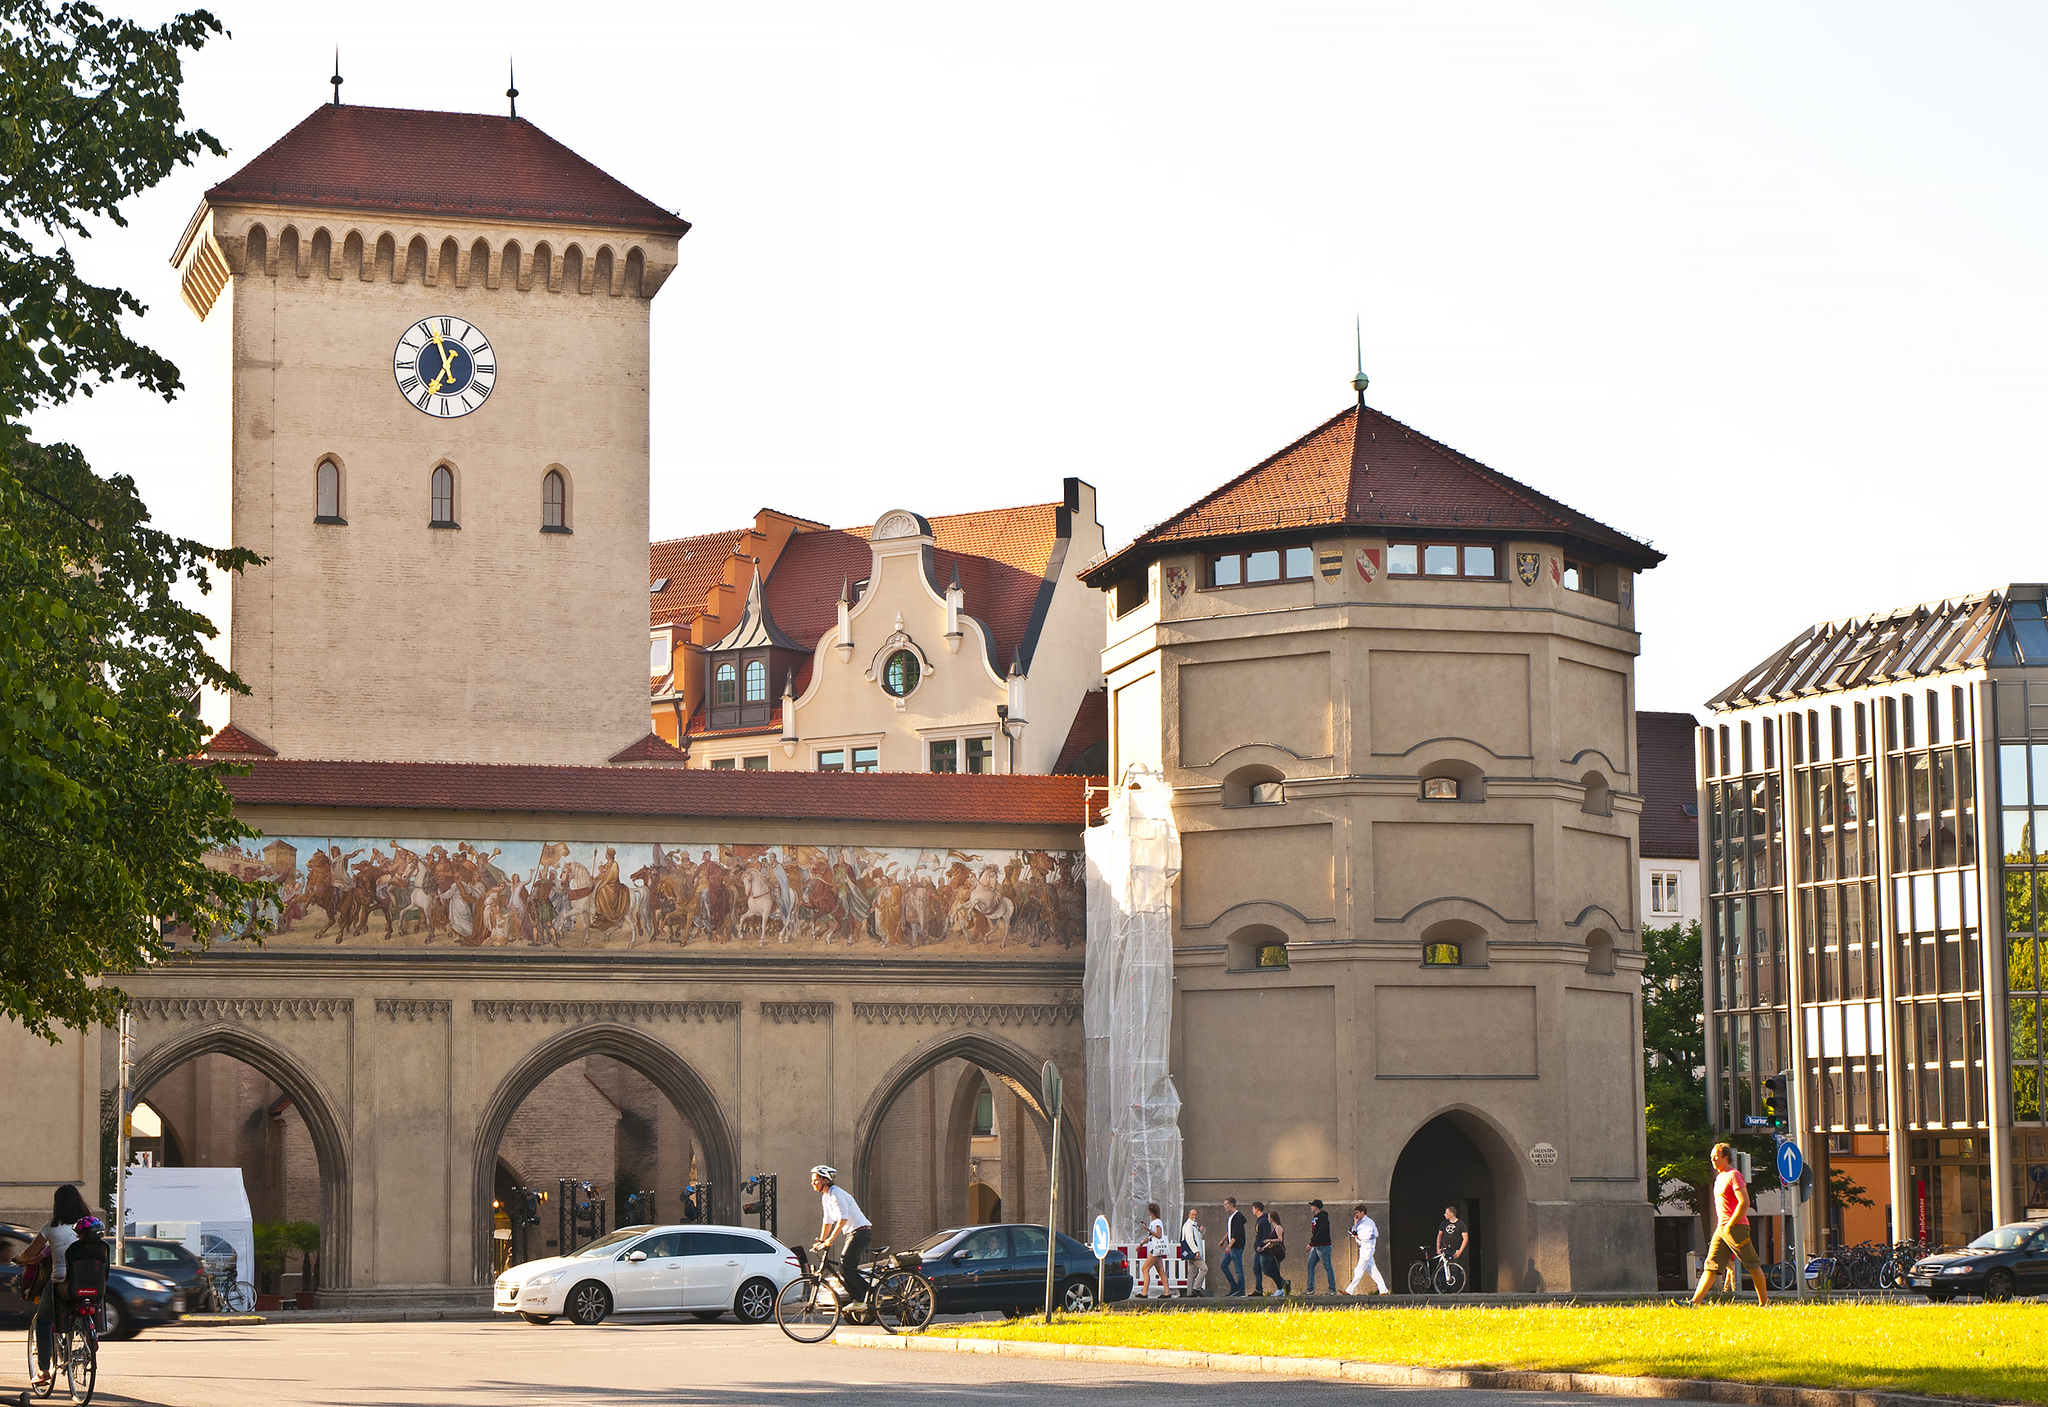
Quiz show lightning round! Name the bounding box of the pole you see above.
[1043,1112,1060,1323]
[114,1011,132,1268]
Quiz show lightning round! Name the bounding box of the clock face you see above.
[392,316,496,418]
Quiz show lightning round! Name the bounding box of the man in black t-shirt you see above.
[1437,1206,1469,1267]
[1305,1199,1334,1294]
[1220,1197,1246,1296]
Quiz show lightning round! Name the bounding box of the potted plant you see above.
[252,1222,290,1310]
[289,1222,321,1309]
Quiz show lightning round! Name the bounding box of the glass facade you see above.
[1706,718,1788,1129]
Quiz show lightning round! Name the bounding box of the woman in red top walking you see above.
[1691,1141,1768,1305]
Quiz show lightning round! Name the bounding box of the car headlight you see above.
[1945,1265,1971,1274]
[525,1272,561,1288]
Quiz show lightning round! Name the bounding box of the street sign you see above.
[1091,1215,1111,1259]
[1777,1138,1805,1185]
[1041,1060,1063,1115]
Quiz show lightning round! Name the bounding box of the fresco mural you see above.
[198,838,1084,954]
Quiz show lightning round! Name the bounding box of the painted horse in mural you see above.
[737,863,784,945]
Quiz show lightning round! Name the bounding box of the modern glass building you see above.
[1703,588,2048,1246]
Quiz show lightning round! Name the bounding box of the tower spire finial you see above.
[1352,315,1369,406]
[330,48,343,106]
[506,58,519,119]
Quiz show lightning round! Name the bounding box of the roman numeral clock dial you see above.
[392,317,496,418]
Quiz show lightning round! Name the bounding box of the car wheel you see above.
[566,1282,611,1326]
[733,1277,777,1325]
[100,1294,138,1341]
[1060,1278,1096,1313]
[1984,1271,2015,1303]
[519,1313,554,1325]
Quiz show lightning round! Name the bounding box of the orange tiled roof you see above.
[649,526,751,628]
[1082,403,1661,584]
[607,732,687,763]
[1052,689,1107,775]
[207,104,689,233]
[204,722,277,757]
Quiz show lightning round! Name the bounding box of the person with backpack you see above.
[11,1184,90,1392]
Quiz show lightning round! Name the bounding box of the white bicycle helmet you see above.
[811,1165,837,1182]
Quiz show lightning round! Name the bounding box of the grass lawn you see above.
[933,1302,2048,1403]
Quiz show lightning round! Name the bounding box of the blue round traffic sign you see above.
[1776,1138,1804,1184]
[1091,1215,1111,1259]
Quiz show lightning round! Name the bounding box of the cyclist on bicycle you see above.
[810,1166,872,1306]
[11,1184,91,1392]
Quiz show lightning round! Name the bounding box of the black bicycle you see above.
[24,1282,101,1404]
[774,1243,935,1343]
[1405,1244,1467,1295]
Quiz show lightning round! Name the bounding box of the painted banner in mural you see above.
[198,838,1083,953]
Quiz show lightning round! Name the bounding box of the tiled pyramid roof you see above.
[206,104,690,234]
[607,732,688,764]
[204,722,277,757]
[1082,402,1661,583]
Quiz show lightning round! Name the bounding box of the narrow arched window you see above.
[542,470,567,530]
[744,660,767,703]
[430,466,455,526]
[714,662,737,706]
[315,460,342,522]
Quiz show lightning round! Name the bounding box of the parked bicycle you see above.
[774,1243,935,1342]
[1405,1245,1467,1295]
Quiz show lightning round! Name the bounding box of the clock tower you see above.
[171,103,688,764]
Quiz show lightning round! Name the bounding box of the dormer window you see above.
[714,663,737,707]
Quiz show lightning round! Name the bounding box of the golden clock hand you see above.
[428,345,459,393]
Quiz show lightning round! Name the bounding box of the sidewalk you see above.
[172,1307,499,1326]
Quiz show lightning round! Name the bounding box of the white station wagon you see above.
[495,1224,799,1326]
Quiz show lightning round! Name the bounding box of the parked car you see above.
[0,1222,189,1339]
[917,1224,1131,1314]
[122,1237,214,1311]
[1907,1221,2048,1301]
[494,1224,799,1326]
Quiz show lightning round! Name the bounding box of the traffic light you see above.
[509,1189,540,1227]
[1762,1072,1789,1132]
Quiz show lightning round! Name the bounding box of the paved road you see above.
[25,1318,1615,1406]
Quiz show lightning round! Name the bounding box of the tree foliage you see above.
[1,0,270,1038]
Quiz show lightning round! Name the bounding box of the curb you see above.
[172,1309,498,1326]
[835,1334,2018,1407]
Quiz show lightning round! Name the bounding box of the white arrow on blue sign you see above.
[1091,1215,1112,1259]
[1776,1138,1804,1184]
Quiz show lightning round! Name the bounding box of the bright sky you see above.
[28,2,2048,725]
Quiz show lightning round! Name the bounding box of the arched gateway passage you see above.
[131,1024,354,1291]
[1390,1107,1528,1293]
[471,1024,738,1286]
[852,1030,1084,1245]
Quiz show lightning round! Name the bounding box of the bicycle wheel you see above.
[1434,1261,1468,1295]
[62,1320,94,1405]
[1406,1260,1433,1295]
[872,1271,934,1334]
[774,1276,840,1344]
[27,1322,49,1400]
[226,1281,255,1313]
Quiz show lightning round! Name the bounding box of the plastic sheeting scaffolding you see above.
[1083,766,1184,1247]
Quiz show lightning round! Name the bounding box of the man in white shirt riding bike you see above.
[810,1165,873,1305]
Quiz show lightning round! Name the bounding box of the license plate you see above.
[1909,1277,1929,1287]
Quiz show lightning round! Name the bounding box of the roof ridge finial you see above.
[1352,314,1369,406]
[506,58,519,119]
[330,48,343,106]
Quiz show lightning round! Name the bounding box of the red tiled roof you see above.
[650,526,752,629]
[607,733,687,763]
[219,758,1094,826]
[1082,403,1662,583]
[204,723,277,757]
[207,104,690,234]
[1052,689,1107,775]
[1636,710,1701,860]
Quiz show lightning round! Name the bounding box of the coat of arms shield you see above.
[1355,548,1380,583]
[1165,566,1189,600]
[1515,552,1540,587]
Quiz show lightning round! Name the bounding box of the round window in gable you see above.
[1422,941,1462,966]
[882,649,922,697]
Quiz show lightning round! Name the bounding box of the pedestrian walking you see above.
[1304,1199,1335,1294]
[1179,1206,1208,1296]
[1691,1141,1769,1306]
[1220,1197,1246,1296]
[1252,1201,1290,1296]
[1345,1204,1390,1295]
[1136,1201,1171,1298]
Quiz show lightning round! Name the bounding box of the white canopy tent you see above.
[122,1167,255,1287]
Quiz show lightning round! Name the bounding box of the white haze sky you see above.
[28,3,2048,727]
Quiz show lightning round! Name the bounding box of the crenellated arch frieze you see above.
[214,215,668,299]
[131,997,351,1022]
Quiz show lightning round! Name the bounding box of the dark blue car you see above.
[916,1224,1131,1315]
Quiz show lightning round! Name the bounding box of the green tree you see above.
[1,0,271,1038]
